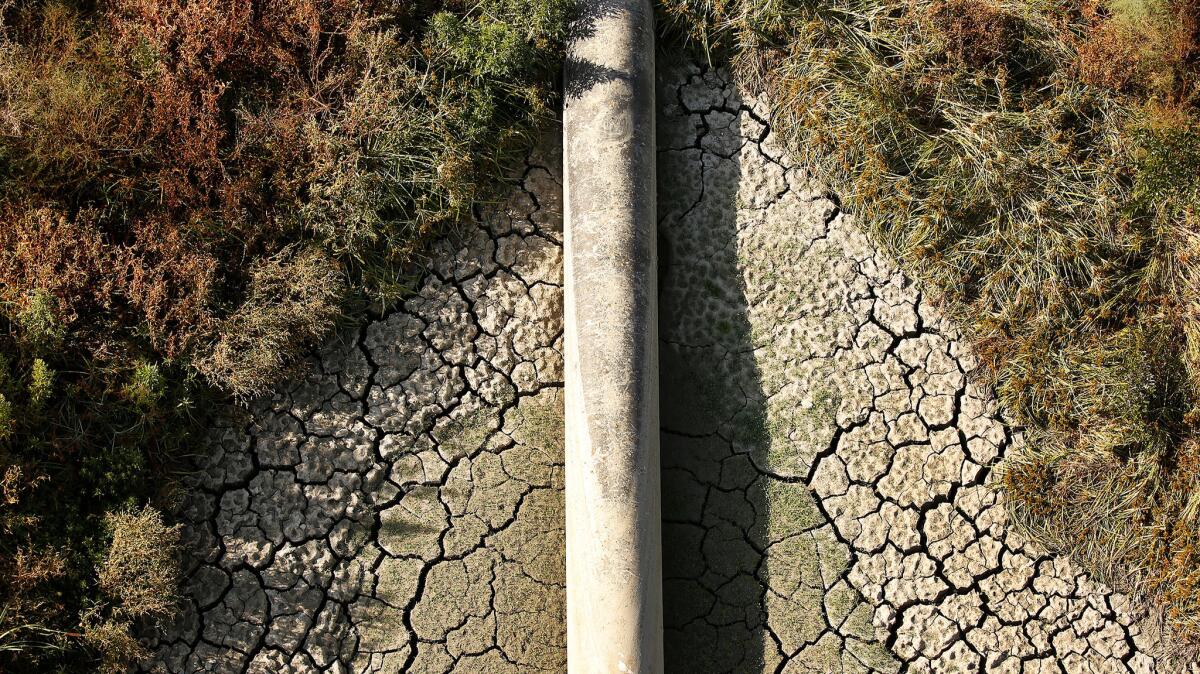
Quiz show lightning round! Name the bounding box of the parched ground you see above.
[146,144,567,674]
[149,62,1196,674]
[656,62,1192,674]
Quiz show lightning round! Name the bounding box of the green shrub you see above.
[122,361,163,411]
[81,443,148,503]
[429,0,573,79]
[1132,114,1200,207]
[26,359,52,410]
[14,292,65,357]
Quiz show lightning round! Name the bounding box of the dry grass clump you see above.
[82,618,148,674]
[97,507,182,620]
[196,246,345,398]
[85,506,182,674]
[659,0,1200,641]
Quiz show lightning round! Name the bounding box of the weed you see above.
[0,395,11,440]
[98,506,181,620]
[122,361,163,410]
[14,291,64,356]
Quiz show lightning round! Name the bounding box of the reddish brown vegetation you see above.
[0,208,115,329]
[928,0,1020,68]
[101,0,373,215]
[0,1,569,669]
[119,218,220,358]
[1077,0,1200,101]
[0,0,385,376]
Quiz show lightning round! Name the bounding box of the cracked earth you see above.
[146,142,566,674]
[655,62,1194,673]
[148,59,1196,674]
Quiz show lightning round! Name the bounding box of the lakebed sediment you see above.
[147,59,1191,674]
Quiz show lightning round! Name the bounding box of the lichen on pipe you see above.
[562,0,662,672]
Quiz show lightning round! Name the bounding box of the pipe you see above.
[562,0,662,672]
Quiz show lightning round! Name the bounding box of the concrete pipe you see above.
[562,0,662,672]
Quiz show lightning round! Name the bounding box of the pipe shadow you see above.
[657,60,776,673]
[657,57,883,673]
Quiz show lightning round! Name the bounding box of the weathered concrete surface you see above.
[145,141,566,674]
[563,1,662,672]
[657,60,1195,673]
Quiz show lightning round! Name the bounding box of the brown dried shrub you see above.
[102,0,379,214]
[1078,0,1200,99]
[0,1,143,192]
[0,207,115,328]
[928,0,1020,68]
[1168,0,1200,100]
[1077,10,1149,92]
[117,217,220,358]
[103,0,250,207]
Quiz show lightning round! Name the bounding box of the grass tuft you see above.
[97,506,181,621]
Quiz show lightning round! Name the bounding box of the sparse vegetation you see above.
[0,0,571,670]
[658,0,1200,641]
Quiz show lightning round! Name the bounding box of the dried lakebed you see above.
[148,63,1193,673]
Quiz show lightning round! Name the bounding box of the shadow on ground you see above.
[656,54,902,673]
[657,91,773,671]
[656,60,864,673]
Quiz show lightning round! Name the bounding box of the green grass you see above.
[657,0,1200,640]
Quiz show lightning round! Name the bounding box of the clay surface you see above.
[146,143,567,674]
[656,61,1188,674]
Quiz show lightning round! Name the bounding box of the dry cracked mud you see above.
[149,59,1198,674]
[656,61,1195,674]
[145,142,567,674]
